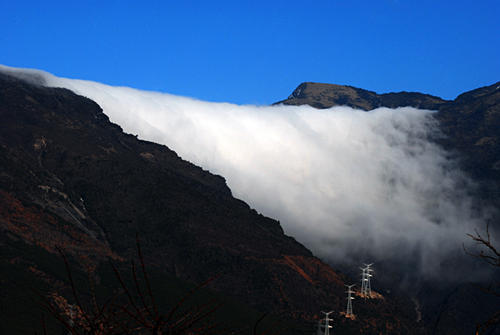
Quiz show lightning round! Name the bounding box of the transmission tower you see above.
[316,310,334,335]
[360,263,374,298]
[345,284,355,317]
[360,267,366,297]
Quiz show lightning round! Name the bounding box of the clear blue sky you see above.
[1,1,499,104]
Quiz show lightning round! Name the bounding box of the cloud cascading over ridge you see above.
[0,65,487,279]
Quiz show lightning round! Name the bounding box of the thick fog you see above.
[1,65,488,279]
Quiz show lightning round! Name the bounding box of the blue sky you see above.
[1,1,499,104]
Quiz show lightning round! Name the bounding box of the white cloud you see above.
[1,65,487,279]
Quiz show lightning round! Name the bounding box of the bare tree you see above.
[38,235,223,335]
[465,224,500,335]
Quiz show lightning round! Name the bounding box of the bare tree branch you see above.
[466,223,500,335]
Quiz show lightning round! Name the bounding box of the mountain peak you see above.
[277,82,447,110]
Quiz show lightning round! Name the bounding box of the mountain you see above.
[275,82,447,110]
[436,82,500,184]
[277,81,500,206]
[277,81,500,334]
[0,72,422,334]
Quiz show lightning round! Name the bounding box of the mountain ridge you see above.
[275,81,448,110]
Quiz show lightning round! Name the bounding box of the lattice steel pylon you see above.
[360,267,366,297]
[345,284,355,317]
[360,263,373,298]
[316,310,334,335]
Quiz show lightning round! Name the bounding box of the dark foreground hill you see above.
[0,72,421,334]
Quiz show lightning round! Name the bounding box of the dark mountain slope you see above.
[435,82,500,184]
[0,73,419,333]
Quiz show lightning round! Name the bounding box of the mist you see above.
[1,65,488,280]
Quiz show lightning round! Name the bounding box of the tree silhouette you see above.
[465,224,500,335]
[38,235,223,335]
